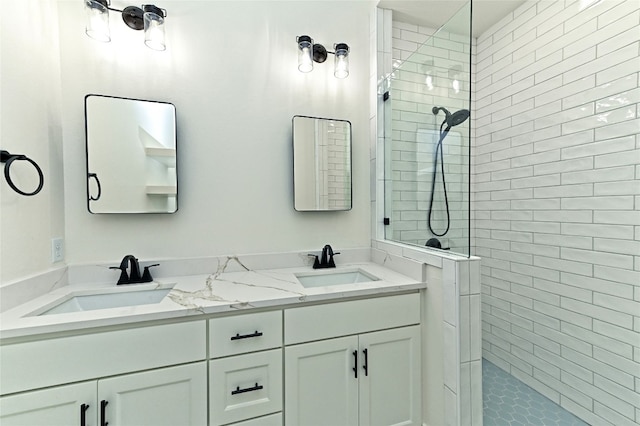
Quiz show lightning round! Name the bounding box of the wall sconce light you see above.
[84,0,167,51]
[296,35,350,79]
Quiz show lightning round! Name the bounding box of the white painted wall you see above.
[0,0,65,282]
[53,0,374,265]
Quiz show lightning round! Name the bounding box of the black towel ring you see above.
[0,150,45,196]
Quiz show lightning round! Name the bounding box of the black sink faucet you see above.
[110,255,159,285]
[311,244,341,269]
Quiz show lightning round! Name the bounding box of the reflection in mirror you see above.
[85,95,177,213]
[293,115,352,211]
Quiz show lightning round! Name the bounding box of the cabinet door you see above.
[284,336,358,426]
[0,382,96,426]
[358,326,421,426]
[98,362,206,426]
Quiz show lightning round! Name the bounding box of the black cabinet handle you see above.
[363,348,369,376]
[80,403,90,426]
[230,331,263,341]
[100,400,109,426]
[352,350,358,379]
[231,383,264,395]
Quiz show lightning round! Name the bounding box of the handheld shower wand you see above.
[427,106,470,239]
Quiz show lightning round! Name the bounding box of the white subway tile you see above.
[535,157,594,176]
[535,103,595,130]
[561,195,635,211]
[536,299,592,329]
[562,272,633,300]
[534,255,593,276]
[593,237,640,256]
[597,57,640,87]
[538,47,597,84]
[594,401,638,426]
[562,399,615,426]
[596,87,640,114]
[562,322,633,359]
[598,21,640,58]
[562,222,635,240]
[535,233,593,250]
[562,165,636,184]
[595,148,640,169]
[534,185,594,199]
[563,105,635,135]
[543,369,596,411]
[533,277,593,303]
[562,134,635,159]
[561,247,634,269]
[594,292,640,318]
[535,130,595,153]
[563,25,637,84]
[593,210,640,226]
[515,23,563,62]
[593,321,639,351]
[534,323,591,355]
[593,374,640,411]
[563,73,638,110]
[562,371,636,419]
[562,346,633,390]
[539,76,596,107]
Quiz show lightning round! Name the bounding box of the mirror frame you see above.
[84,94,178,214]
[292,115,353,212]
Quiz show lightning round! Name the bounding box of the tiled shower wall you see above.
[386,21,471,254]
[474,0,640,425]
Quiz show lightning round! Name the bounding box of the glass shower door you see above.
[383,2,472,256]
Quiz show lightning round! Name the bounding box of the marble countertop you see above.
[0,259,425,341]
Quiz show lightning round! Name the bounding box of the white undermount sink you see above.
[295,269,380,288]
[31,284,174,316]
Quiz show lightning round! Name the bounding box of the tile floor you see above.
[483,359,589,426]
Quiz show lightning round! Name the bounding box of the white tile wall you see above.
[475,1,640,425]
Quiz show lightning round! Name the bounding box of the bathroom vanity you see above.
[0,259,425,426]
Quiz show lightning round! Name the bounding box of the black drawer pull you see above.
[100,400,109,426]
[353,350,358,379]
[230,331,263,341]
[363,348,369,376]
[80,403,90,426]
[231,383,264,395]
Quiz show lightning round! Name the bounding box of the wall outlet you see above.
[51,238,64,263]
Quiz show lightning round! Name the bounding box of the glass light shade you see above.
[144,11,166,51]
[334,43,349,79]
[297,36,313,73]
[85,0,110,42]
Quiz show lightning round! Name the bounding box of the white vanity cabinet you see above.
[0,321,207,426]
[208,310,283,426]
[283,293,421,426]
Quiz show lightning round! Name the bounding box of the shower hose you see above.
[427,120,451,237]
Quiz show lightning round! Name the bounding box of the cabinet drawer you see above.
[284,293,420,345]
[230,412,282,426]
[209,311,282,358]
[0,321,206,396]
[209,349,282,425]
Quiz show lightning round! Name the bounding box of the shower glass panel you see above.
[382,2,471,256]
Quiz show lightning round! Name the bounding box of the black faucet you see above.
[110,255,159,285]
[310,244,340,269]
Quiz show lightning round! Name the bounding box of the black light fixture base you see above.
[122,6,144,30]
[313,44,328,63]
